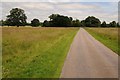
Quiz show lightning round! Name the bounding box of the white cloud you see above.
[22,3,54,10]
[71,0,119,2]
[48,0,71,3]
[0,3,2,19]
[67,10,82,14]
[1,2,118,23]
[57,3,98,10]
[1,0,119,3]
[1,0,48,2]
[1,0,119,2]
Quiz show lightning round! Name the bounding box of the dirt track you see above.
[60,28,118,78]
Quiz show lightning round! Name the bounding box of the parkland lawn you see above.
[2,27,79,78]
[85,28,119,55]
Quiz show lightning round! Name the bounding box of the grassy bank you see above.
[2,27,79,78]
[85,28,119,55]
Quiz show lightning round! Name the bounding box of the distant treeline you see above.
[0,8,119,27]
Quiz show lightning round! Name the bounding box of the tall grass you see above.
[85,28,119,55]
[2,27,79,78]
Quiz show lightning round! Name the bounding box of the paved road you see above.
[60,28,118,78]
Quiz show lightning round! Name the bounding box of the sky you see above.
[1,0,119,2]
[0,1,119,23]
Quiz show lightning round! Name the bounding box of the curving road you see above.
[60,28,118,78]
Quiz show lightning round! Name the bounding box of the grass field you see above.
[2,27,79,78]
[85,28,119,55]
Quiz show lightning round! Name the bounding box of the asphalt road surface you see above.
[60,28,118,78]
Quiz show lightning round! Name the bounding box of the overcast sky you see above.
[1,1,118,23]
[1,0,119,2]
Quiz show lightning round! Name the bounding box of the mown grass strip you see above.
[85,28,119,55]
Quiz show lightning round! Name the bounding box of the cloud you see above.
[0,3,2,19]
[1,0,48,2]
[22,3,54,10]
[1,0,119,2]
[67,10,82,14]
[57,3,98,10]
[48,0,71,3]
[1,2,118,23]
[72,0,118,2]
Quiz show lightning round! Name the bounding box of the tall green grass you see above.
[2,27,79,78]
[85,28,119,55]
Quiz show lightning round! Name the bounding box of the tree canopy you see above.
[101,21,107,27]
[47,14,72,27]
[109,21,117,27]
[84,16,101,27]
[1,8,119,27]
[6,8,27,27]
[72,19,81,27]
[31,18,40,27]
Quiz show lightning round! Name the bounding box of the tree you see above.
[84,16,101,27]
[6,8,27,27]
[72,19,81,27]
[26,22,31,26]
[101,21,107,27]
[109,21,117,27]
[49,14,59,21]
[47,14,72,27]
[81,20,85,27]
[0,20,4,26]
[117,22,120,27]
[69,17,73,21]
[43,20,50,27]
[31,18,40,27]
[0,20,9,26]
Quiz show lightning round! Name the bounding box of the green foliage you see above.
[72,19,81,27]
[43,14,73,27]
[43,14,85,27]
[81,20,85,27]
[48,14,72,27]
[31,19,40,27]
[109,21,117,27]
[43,20,51,27]
[6,8,27,27]
[1,7,119,27]
[49,14,59,21]
[117,22,120,27]
[0,20,10,26]
[101,21,107,27]
[84,16,101,27]
[0,20,4,26]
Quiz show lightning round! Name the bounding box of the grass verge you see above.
[85,28,119,55]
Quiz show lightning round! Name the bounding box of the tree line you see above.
[0,8,119,27]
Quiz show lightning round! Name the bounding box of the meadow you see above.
[85,28,119,55]
[2,27,79,78]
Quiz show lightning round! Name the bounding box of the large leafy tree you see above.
[31,19,40,27]
[84,16,101,27]
[43,20,50,27]
[101,21,107,27]
[48,14,72,27]
[72,19,81,27]
[109,21,117,27]
[6,8,27,27]
[80,20,85,27]
[49,14,59,21]
[0,20,4,26]
[117,22,120,27]
[0,20,10,26]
